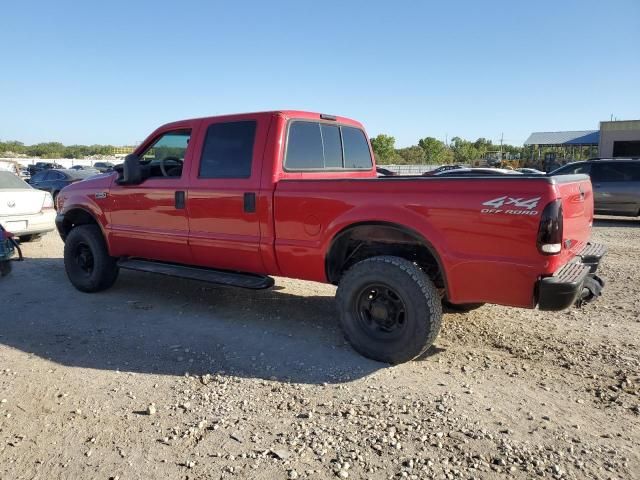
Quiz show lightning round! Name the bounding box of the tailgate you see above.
[554,174,593,257]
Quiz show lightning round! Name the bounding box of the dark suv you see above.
[550,158,640,217]
[93,162,115,173]
[27,162,64,176]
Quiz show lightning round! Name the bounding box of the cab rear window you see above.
[285,121,373,171]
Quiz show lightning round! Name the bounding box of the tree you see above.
[473,137,493,152]
[396,146,426,164]
[370,134,397,164]
[438,147,455,165]
[0,141,25,155]
[418,137,448,164]
[450,137,479,164]
[25,142,66,158]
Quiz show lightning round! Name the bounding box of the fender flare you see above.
[325,220,450,295]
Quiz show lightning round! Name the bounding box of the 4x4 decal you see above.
[481,195,541,215]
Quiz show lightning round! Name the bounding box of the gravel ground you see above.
[1,218,638,479]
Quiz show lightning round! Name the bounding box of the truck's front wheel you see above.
[336,256,442,364]
[64,225,119,293]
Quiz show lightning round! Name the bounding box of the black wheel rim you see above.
[74,242,94,276]
[354,283,407,340]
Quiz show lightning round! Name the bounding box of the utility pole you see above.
[500,132,504,159]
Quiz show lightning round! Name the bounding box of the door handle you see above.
[243,192,256,213]
[175,191,185,209]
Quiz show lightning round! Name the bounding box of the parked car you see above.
[517,167,546,174]
[550,158,640,217]
[431,167,522,176]
[0,171,56,242]
[29,169,97,204]
[55,110,605,364]
[19,167,31,181]
[27,161,64,176]
[70,165,98,171]
[375,166,397,176]
[93,162,115,173]
[423,164,465,175]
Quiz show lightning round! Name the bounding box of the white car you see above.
[0,171,56,242]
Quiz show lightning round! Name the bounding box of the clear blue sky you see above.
[1,0,638,147]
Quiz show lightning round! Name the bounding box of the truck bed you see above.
[273,174,593,308]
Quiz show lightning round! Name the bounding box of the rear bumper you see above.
[537,242,607,311]
[0,210,56,237]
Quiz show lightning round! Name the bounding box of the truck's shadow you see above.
[1,258,442,384]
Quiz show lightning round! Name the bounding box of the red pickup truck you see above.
[55,111,605,363]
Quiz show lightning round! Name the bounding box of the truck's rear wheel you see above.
[64,225,119,292]
[336,256,442,364]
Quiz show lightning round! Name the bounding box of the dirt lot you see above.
[1,218,638,480]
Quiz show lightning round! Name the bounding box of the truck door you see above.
[107,127,195,264]
[187,116,267,273]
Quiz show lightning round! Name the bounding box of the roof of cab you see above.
[160,110,364,130]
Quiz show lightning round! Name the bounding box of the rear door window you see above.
[591,162,636,182]
[198,121,257,179]
[285,121,372,171]
[47,171,65,181]
[616,162,640,181]
[554,163,589,175]
[629,163,640,180]
[30,171,47,182]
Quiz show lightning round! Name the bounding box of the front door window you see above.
[139,130,191,178]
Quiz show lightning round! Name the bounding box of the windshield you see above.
[0,171,32,189]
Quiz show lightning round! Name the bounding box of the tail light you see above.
[537,199,563,255]
[42,193,55,210]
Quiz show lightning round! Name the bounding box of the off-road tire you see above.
[442,301,485,313]
[64,225,119,293]
[336,255,443,364]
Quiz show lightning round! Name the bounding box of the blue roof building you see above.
[524,130,599,146]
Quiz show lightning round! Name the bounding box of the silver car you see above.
[550,159,640,217]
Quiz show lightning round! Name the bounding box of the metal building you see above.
[599,120,640,157]
[525,119,640,171]
[523,130,599,171]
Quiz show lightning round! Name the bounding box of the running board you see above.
[117,258,274,290]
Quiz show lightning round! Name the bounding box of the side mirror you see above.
[120,154,141,185]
